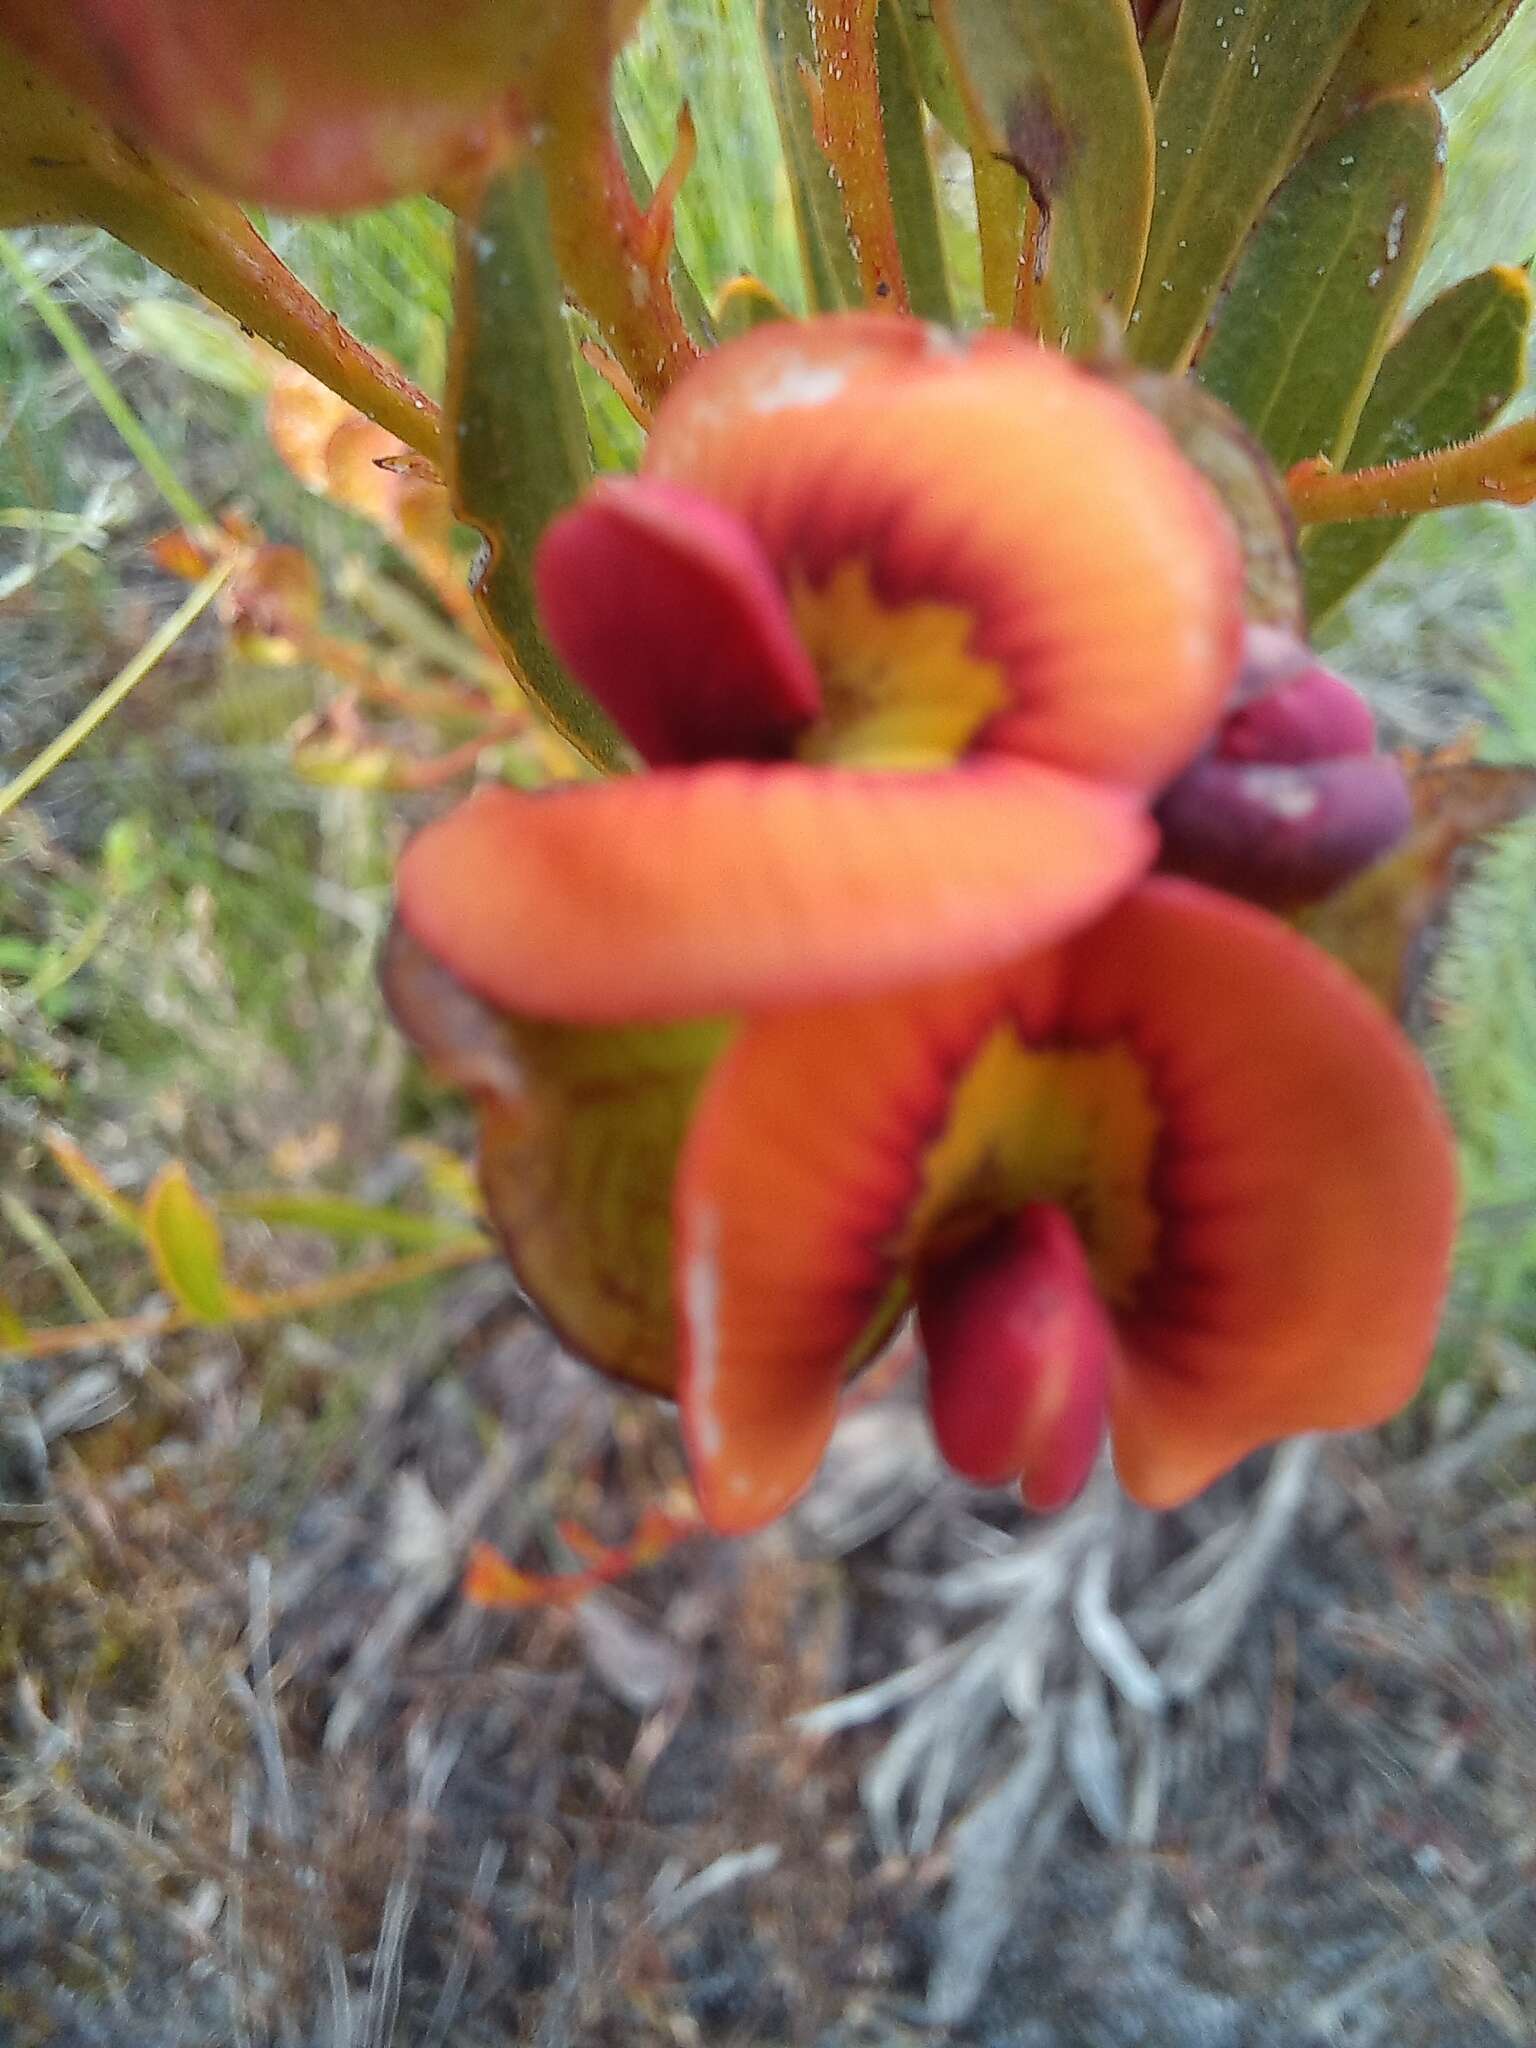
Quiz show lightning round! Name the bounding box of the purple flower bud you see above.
[1157,626,1410,907]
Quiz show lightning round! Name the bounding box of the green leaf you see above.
[1131,0,1376,371]
[890,0,970,140]
[876,0,957,324]
[220,1193,481,1252]
[759,0,862,314]
[1197,94,1446,474]
[1304,265,1533,622]
[1322,0,1526,119]
[449,161,628,772]
[142,1163,238,1323]
[932,0,1155,352]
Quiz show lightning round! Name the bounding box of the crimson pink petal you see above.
[918,1206,1114,1510]
[535,478,823,765]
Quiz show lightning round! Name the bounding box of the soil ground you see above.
[2,1286,1532,2048]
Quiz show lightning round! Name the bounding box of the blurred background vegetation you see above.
[3,0,1536,1403]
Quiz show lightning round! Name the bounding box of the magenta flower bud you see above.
[1156,752,1412,908]
[1157,626,1409,907]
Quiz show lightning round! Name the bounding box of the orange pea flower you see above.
[0,0,642,210]
[399,317,1244,1023]
[386,315,1456,1534]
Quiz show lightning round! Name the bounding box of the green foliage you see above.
[1131,0,1376,370]
[1197,95,1446,473]
[932,0,1154,350]
[1304,267,1532,623]
[449,164,626,770]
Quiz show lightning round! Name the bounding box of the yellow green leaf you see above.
[1304,266,1533,621]
[1197,94,1446,473]
[1321,0,1527,122]
[142,1163,241,1323]
[220,1193,481,1253]
[0,1293,29,1347]
[932,0,1155,351]
[890,0,971,140]
[713,275,796,339]
[1131,0,1376,371]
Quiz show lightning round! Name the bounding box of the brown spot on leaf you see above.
[1003,89,1075,220]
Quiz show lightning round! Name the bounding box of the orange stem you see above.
[535,27,699,407]
[807,0,910,311]
[1289,418,1536,525]
[96,188,443,465]
[2,1238,492,1362]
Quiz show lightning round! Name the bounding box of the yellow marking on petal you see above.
[905,1027,1160,1308]
[790,559,1009,769]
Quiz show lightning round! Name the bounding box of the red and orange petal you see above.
[393,763,1154,1026]
[674,879,1456,1533]
[535,479,823,765]
[641,315,1245,790]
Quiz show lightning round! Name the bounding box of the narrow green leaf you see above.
[891,0,970,140]
[1197,94,1446,474]
[0,1293,30,1346]
[759,0,862,314]
[876,0,957,324]
[1304,265,1533,621]
[221,1192,480,1252]
[449,162,628,772]
[1131,0,1376,370]
[1322,0,1526,120]
[143,1164,236,1323]
[932,0,1155,351]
